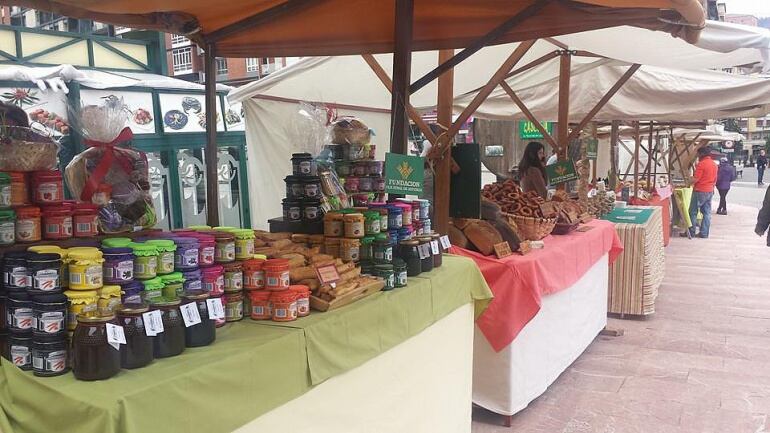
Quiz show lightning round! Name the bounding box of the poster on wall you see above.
[159,94,225,133]
[222,100,245,131]
[0,87,69,137]
[80,89,156,134]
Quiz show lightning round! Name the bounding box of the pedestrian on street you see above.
[716,157,737,215]
[755,185,770,246]
[757,150,768,186]
[683,146,717,239]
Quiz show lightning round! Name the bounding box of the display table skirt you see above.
[472,255,609,416]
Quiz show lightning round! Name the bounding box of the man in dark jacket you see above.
[757,150,768,186]
[756,186,770,246]
[716,158,737,215]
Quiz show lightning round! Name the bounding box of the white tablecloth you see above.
[472,255,609,416]
[238,303,475,433]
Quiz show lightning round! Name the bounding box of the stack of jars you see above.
[246,256,310,323]
[323,137,385,207]
[283,153,324,225]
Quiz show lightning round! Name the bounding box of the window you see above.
[171,34,189,47]
[172,47,193,74]
[216,58,228,75]
[246,58,259,73]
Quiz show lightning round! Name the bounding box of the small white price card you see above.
[106,323,126,351]
[206,298,225,320]
[418,244,431,260]
[180,302,202,327]
[440,235,451,249]
[430,240,440,255]
[142,310,164,337]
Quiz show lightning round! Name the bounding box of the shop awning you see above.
[12,0,704,57]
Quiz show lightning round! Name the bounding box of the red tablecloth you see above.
[450,219,623,352]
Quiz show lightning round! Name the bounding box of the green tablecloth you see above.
[0,255,492,433]
[602,207,654,225]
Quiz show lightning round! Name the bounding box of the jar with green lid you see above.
[130,243,159,280]
[375,264,395,291]
[0,173,11,209]
[0,209,15,245]
[215,226,238,232]
[364,211,381,235]
[373,233,393,264]
[188,225,211,230]
[360,236,374,261]
[141,277,165,302]
[393,259,408,288]
[160,272,185,299]
[146,240,177,275]
[233,229,255,260]
[102,237,133,249]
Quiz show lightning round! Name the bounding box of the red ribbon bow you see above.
[80,127,135,202]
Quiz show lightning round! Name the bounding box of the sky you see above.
[722,0,770,17]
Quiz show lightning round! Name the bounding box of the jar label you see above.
[115,260,134,281]
[291,184,303,197]
[206,298,225,320]
[37,183,60,202]
[102,298,121,314]
[274,307,288,318]
[185,280,202,292]
[347,221,364,237]
[235,239,255,257]
[0,221,14,244]
[124,294,142,304]
[180,302,203,327]
[299,161,313,174]
[142,310,164,336]
[225,301,243,320]
[252,305,265,317]
[397,271,408,286]
[305,184,319,198]
[33,269,59,291]
[227,272,243,290]
[161,253,175,271]
[36,350,67,372]
[183,250,198,267]
[287,207,301,221]
[106,323,126,351]
[144,289,162,301]
[201,246,215,264]
[0,185,11,207]
[16,219,36,241]
[266,276,279,288]
[281,272,290,288]
[431,241,440,255]
[385,246,393,262]
[386,274,395,289]
[216,275,225,291]
[62,218,73,236]
[418,244,431,260]
[36,311,64,334]
[8,267,30,288]
[348,246,360,262]
[75,221,93,235]
[368,219,380,234]
[297,298,310,315]
[305,206,319,220]
[12,307,33,329]
[11,345,30,367]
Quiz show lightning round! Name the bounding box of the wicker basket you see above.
[502,212,557,241]
[331,117,371,145]
[0,127,58,172]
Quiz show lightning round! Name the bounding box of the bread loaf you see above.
[464,220,504,256]
[448,224,470,249]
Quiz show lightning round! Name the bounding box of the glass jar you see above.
[3,251,29,290]
[130,243,158,280]
[32,335,69,377]
[115,303,154,369]
[284,175,304,200]
[291,285,311,317]
[182,268,203,293]
[213,232,236,264]
[188,233,216,267]
[141,277,165,303]
[394,202,413,226]
[72,314,121,381]
[72,203,99,237]
[7,290,33,334]
[373,234,393,264]
[201,265,225,296]
[398,240,422,277]
[8,332,33,370]
[15,206,41,243]
[291,152,316,176]
[243,259,266,290]
[97,285,122,315]
[358,176,373,192]
[302,176,322,199]
[417,236,434,273]
[282,199,302,222]
[431,233,443,268]
[102,247,135,284]
[352,161,368,177]
[224,292,244,322]
[264,259,290,291]
[28,253,62,294]
[375,264,395,291]
[340,238,361,263]
[160,272,185,299]
[270,291,297,322]
[344,177,360,193]
[63,290,98,331]
[0,172,10,209]
[302,199,322,222]
[146,239,177,275]
[0,208,15,245]
[150,299,185,358]
[223,262,243,293]
[173,236,200,270]
[31,293,67,338]
[32,170,64,205]
[181,292,216,347]
[41,207,72,240]
[393,259,408,288]
[249,290,272,320]
[233,229,255,260]
[8,172,29,207]
[364,211,381,235]
[323,212,344,237]
[360,236,374,261]
[343,213,365,238]
[387,207,403,230]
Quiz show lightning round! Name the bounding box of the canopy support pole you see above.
[434,49,454,235]
[647,121,654,190]
[505,51,560,79]
[204,42,219,226]
[390,0,414,155]
[501,82,558,152]
[557,50,571,160]
[609,120,620,189]
[206,0,322,42]
[633,121,640,199]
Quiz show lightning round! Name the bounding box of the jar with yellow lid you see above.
[343,213,365,238]
[63,290,98,330]
[29,245,69,289]
[97,285,122,315]
[233,229,255,260]
[67,248,104,290]
[323,212,344,237]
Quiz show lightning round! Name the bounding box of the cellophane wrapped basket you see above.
[331,117,371,145]
[0,126,58,171]
[502,212,556,241]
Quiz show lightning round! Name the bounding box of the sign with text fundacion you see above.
[385,153,424,196]
[519,120,553,139]
[545,159,579,185]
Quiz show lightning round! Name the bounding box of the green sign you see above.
[586,138,598,161]
[385,153,424,196]
[519,120,553,139]
[545,159,579,185]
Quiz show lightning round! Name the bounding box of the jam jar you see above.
[150,299,185,358]
[398,239,422,277]
[417,236,434,273]
[31,293,67,338]
[8,332,33,370]
[115,303,154,369]
[180,291,216,347]
[430,233,443,268]
[7,290,33,334]
[31,336,69,377]
[72,314,121,381]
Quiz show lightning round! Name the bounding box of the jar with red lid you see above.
[249,290,271,320]
[8,172,29,207]
[31,170,64,205]
[201,265,225,296]
[263,259,290,291]
[41,206,73,240]
[15,206,41,243]
[73,203,99,237]
[290,285,311,317]
[243,259,266,290]
[270,290,297,322]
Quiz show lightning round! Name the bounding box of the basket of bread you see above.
[481,180,556,241]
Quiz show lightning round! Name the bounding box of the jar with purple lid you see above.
[358,176,373,192]
[368,160,384,176]
[173,237,199,271]
[103,248,135,284]
[352,162,368,177]
[120,281,144,304]
[344,177,360,193]
[182,268,203,293]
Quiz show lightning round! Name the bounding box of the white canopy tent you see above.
[229,20,770,228]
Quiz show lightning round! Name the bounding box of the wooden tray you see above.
[310,277,385,312]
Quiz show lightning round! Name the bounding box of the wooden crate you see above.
[310,277,385,312]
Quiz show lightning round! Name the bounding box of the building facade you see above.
[725,14,760,27]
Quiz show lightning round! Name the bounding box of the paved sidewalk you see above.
[472,204,770,433]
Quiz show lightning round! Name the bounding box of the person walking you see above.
[757,150,767,186]
[716,157,737,215]
[684,146,717,239]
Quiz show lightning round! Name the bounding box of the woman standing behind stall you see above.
[518,141,548,199]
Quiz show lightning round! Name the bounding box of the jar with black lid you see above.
[8,332,33,370]
[28,253,62,294]
[393,259,408,288]
[398,240,421,277]
[301,176,322,199]
[302,199,323,222]
[291,152,316,176]
[284,175,304,200]
[115,303,154,369]
[72,314,121,381]
[181,291,216,347]
[430,233,443,268]
[32,335,69,377]
[7,290,32,334]
[4,251,30,290]
[150,299,185,358]
[417,236,434,273]
[31,292,67,338]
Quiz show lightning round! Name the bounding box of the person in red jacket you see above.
[686,146,718,238]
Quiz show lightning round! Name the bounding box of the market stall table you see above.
[602,206,666,316]
[451,219,623,417]
[0,256,492,433]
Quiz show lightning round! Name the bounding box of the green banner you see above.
[385,153,424,195]
[586,138,598,161]
[519,120,553,139]
[546,159,579,185]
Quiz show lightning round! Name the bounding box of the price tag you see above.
[440,235,451,250]
[106,323,126,351]
[315,264,341,285]
[142,310,164,337]
[180,302,202,327]
[418,244,431,260]
[430,240,440,255]
[206,298,225,320]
